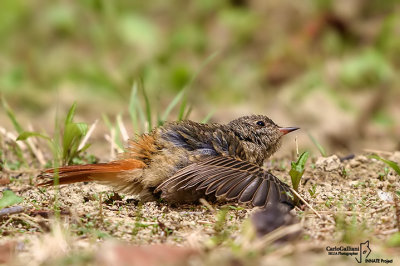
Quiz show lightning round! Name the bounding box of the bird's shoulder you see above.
[155,120,246,159]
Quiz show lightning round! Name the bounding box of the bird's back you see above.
[140,121,224,189]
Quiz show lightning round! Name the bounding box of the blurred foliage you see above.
[0,1,398,95]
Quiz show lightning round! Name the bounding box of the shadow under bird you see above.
[39,115,299,208]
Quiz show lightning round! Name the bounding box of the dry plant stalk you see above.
[289,188,322,219]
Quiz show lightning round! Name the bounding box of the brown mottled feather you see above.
[225,175,255,200]
[121,135,157,161]
[239,178,263,203]
[156,156,293,207]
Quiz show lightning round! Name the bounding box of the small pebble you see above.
[315,155,341,172]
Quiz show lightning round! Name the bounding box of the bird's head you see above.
[228,115,299,161]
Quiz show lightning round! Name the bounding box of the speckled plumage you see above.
[40,115,299,208]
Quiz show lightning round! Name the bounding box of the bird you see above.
[39,115,299,208]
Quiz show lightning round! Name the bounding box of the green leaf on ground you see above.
[289,151,310,192]
[0,190,23,210]
[370,154,400,176]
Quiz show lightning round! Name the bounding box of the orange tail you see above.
[38,159,146,186]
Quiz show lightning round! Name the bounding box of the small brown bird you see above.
[40,115,299,208]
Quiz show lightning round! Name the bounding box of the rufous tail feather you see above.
[38,159,146,186]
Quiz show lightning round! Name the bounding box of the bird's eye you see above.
[256,121,265,126]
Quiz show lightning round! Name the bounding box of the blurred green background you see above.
[1,0,400,156]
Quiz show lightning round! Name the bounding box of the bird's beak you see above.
[279,127,300,135]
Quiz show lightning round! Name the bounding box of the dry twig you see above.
[290,188,321,219]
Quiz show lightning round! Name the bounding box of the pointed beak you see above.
[279,127,300,135]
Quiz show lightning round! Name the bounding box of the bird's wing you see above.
[155,156,294,207]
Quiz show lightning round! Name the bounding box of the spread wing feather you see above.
[156,156,294,207]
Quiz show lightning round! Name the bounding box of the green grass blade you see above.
[11,144,28,168]
[176,52,218,122]
[307,132,327,157]
[1,97,24,134]
[53,101,62,165]
[17,131,57,167]
[74,122,89,135]
[370,154,400,175]
[65,102,77,127]
[161,88,185,122]
[129,83,139,134]
[135,98,146,133]
[113,116,124,150]
[201,110,215,123]
[130,81,147,133]
[1,97,32,167]
[78,143,91,153]
[156,112,164,127]
[186,51,219,89]
[183,105,192,120]
[17,131,52,142]
[177,95,187,121]
[102,114,123,150]
[140,81,152,132]
[62,122,88,164]
[102,114,113,130]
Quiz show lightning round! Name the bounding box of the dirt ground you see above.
[1,136,399,265]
